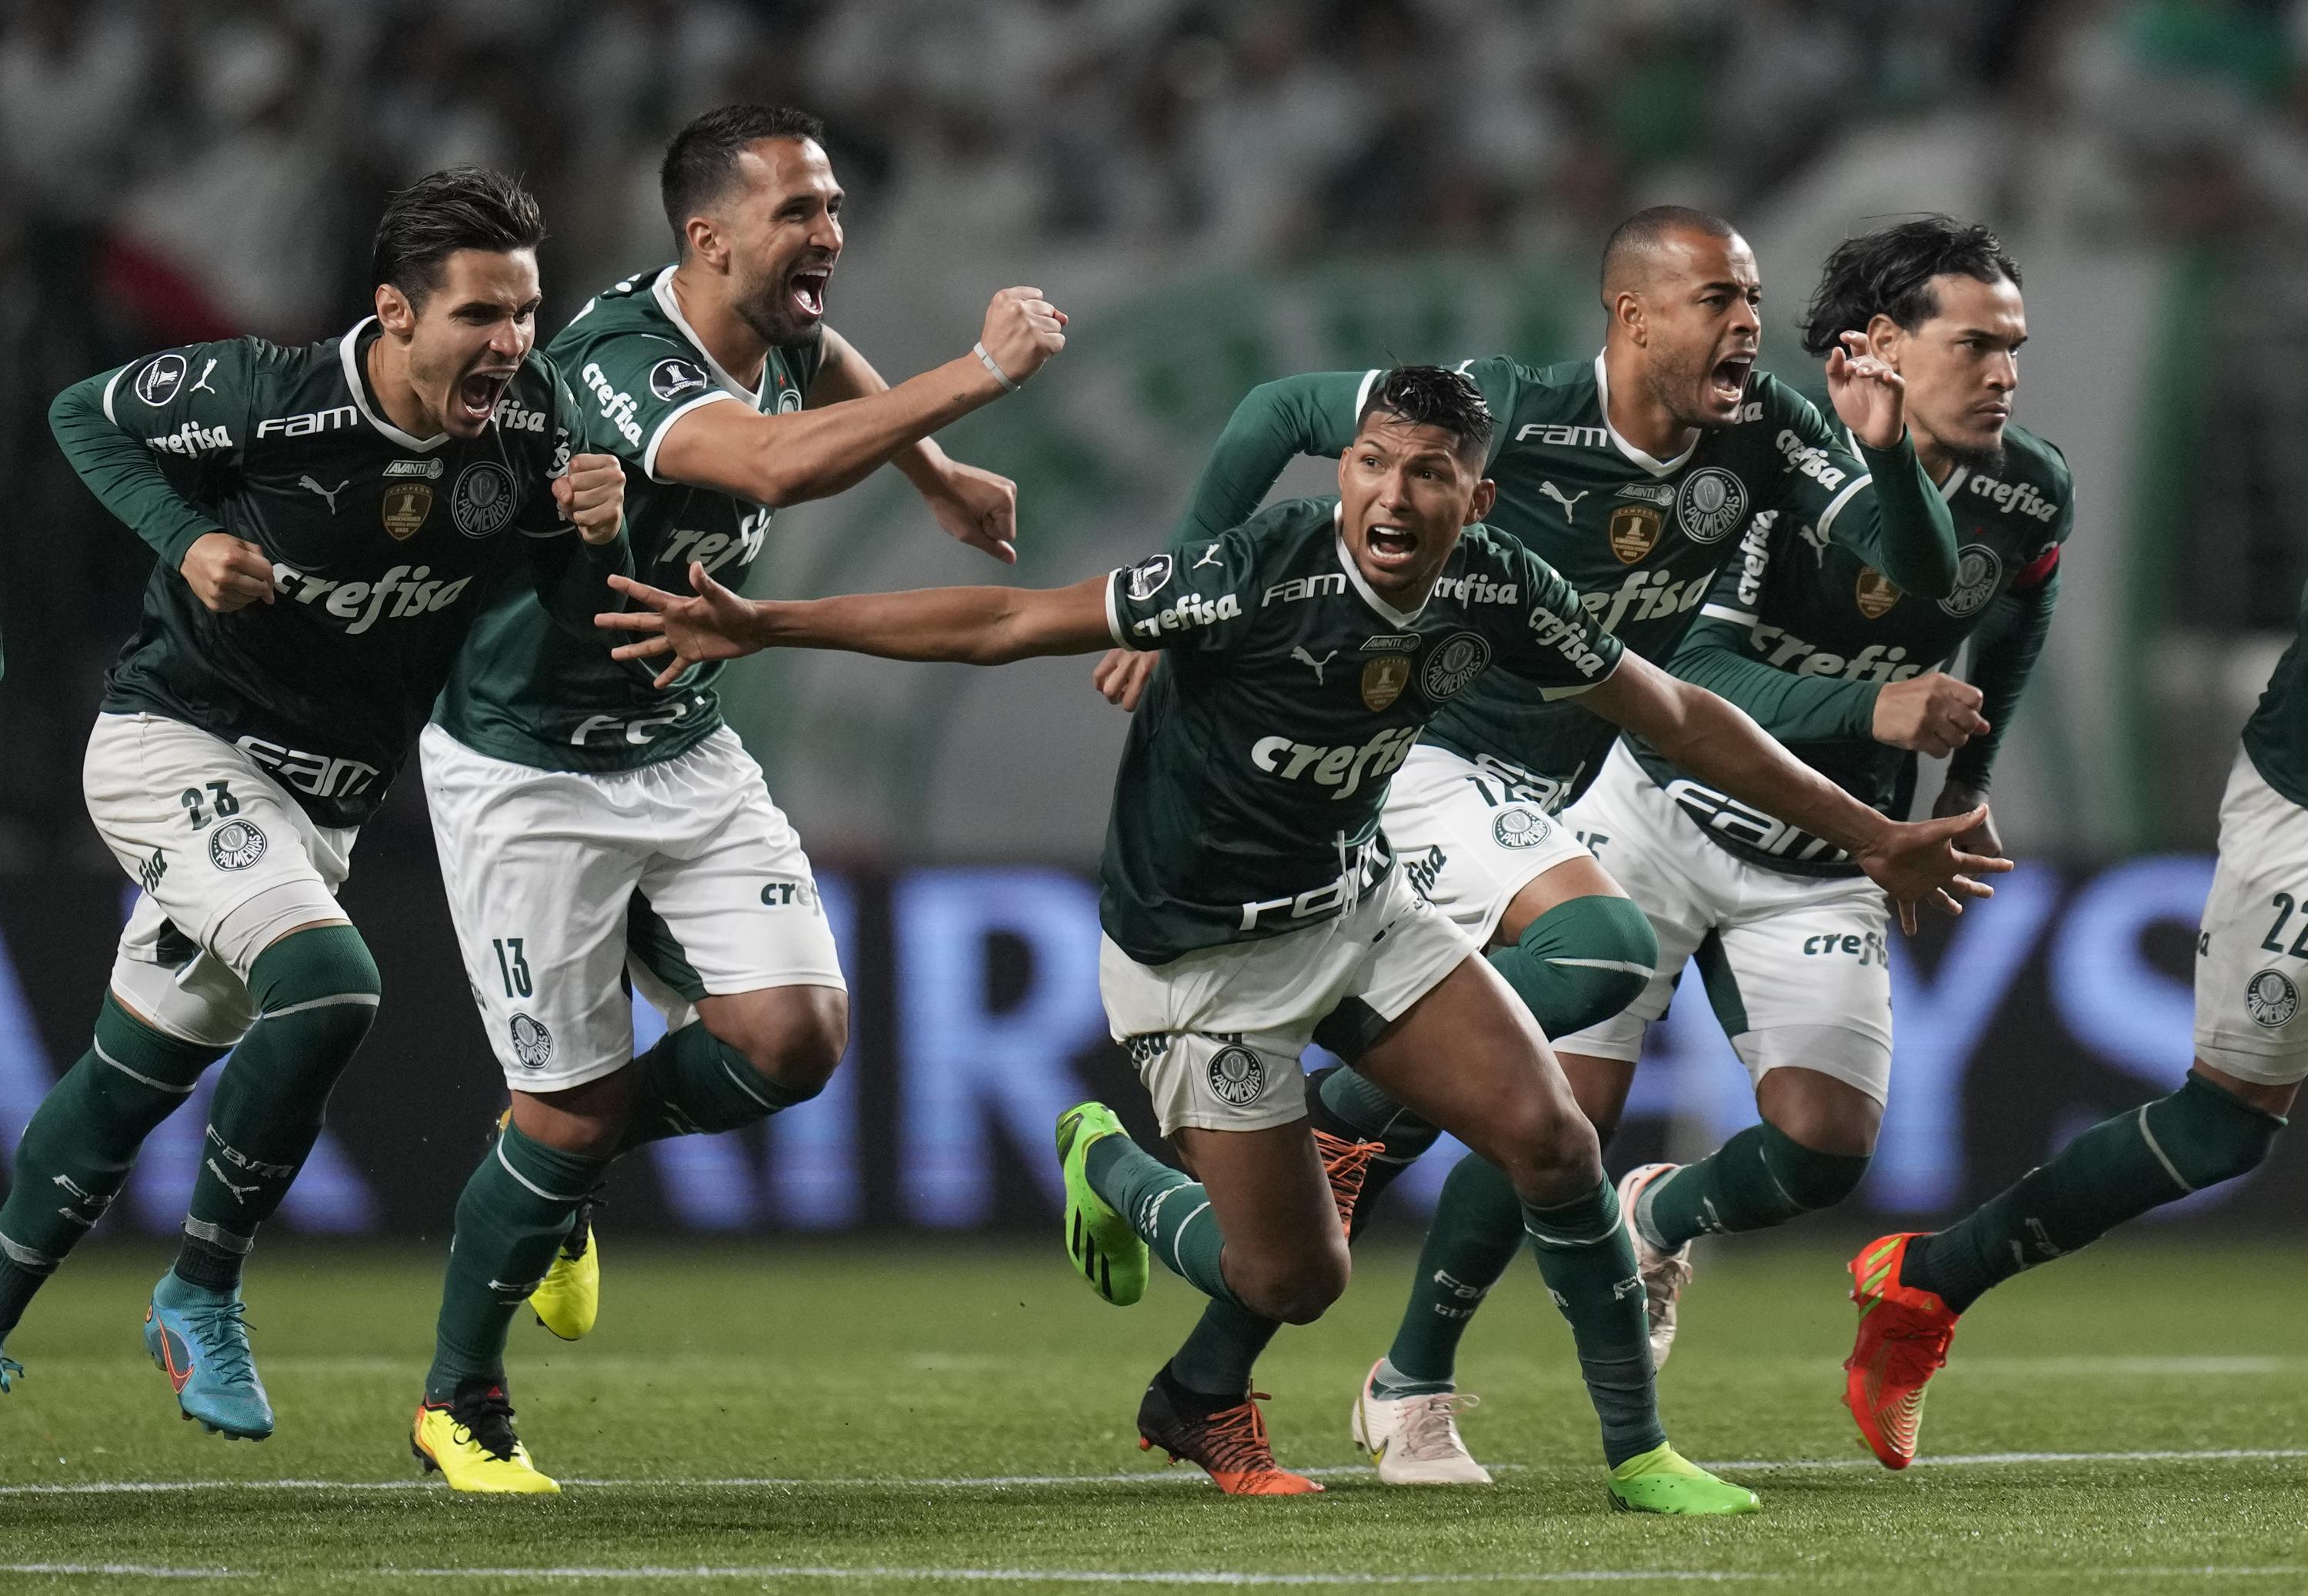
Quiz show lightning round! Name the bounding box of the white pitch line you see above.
[0,1565,235,1581]
[2,1446,2302,1498]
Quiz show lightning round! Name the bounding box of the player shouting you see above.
[0,172,628,1442]
[409,105,1065,1491]
[599,364,2006,1511]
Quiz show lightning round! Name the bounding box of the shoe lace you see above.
[1312,1131,1386,1237]
[181,1299,257,1387]
[1645,1250,1693,1310]
[450,1384,523,1462]
[1397,1391,1480,1461]
[561,1196,599,1262]
[1199,1393,1286,1476]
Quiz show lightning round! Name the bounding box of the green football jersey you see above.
[51,322,619,828]
[1633,423,2073,875]
[2243,581,2308,809]
[434,265,823,771]
[1100,497,1623,964]
[1172,355,1956,807]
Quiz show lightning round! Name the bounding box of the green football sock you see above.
[1903,1074,2284,1314]
[1523,1180,1666,1468]
[1382,1152,1527,1390]
[617,1021,818,1153]
[175,925,380,1292]
[1639,1121,1872,1252]
[426,1124,610,1401]
[1168,1299,1279,1398]
[1083,1133,1241,1308]
[0,997,223,1336]
[1487,893,1658,1041]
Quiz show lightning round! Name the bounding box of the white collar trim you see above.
[1593,351,1696,477]
[652,267,769,405]
[1330,502,1427,628]
[340,320,447,452]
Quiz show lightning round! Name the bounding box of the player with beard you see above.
[1344,218,2071,1480]
[408,105,1065,1491]
[600,362,2006,1511]
[0,170,628,1439]
[1089,208,1973,1488]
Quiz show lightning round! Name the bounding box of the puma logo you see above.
[1538,481,1589,522]
[1292,646,1336,685]
[205,1158,261,1204]
[1194,544,1223,568]
[190,358,219,395]
[299,475,350,514]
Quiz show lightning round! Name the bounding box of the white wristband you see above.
[972,341,1019,394]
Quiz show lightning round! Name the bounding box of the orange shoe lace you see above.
[1313,1130,1386,1238]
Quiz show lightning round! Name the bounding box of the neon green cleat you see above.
[529,1201,599,1341]
[1606,1444,1760,1515]
[1055,1101,1149,1307]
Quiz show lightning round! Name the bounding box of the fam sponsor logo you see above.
[579,362,644,448]
[1236,836,1392,931]
[1665,778,1853,866]
[1513,421,1609,448]
[1249,724,1419,801]
[255,405,358,439]
[1774,428,1848,493]
[268,559,473,635]
[1129,590,1239,640]
[145,420,234,457]
[1263,572,1346,606]
[1967,472,2058,523]
[569,695,709,748]
[1430,571,1519,605]
[235,735,382,801]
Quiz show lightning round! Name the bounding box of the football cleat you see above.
[1618,1163,1694,1370]
[413,1378,559,1494]
[1606,1444,1759,1514]
[1350,1360,1491,1484]
[1844,1232,1959,1470]
[530,1200,600,1341]
[0,1341,20,1394]
[1312,1130,1386,1239]
[1137,1371,1322,1495]
[1055,1101,1149,1306]
[143,1275,273,1440]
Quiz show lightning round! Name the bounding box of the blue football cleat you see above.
[144,1274,274,1440]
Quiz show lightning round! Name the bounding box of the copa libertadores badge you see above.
[2246,969,2299,1029]
[1125,554,1173,601]
[510,1014,555,1069]
[208,819,267,871]
[452,461,518,538]
[1206,1045,1266,1106]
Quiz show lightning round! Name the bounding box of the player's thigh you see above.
[628,732,846,1023]
[1170,1120,1350,1320]
[1713,871,1895,1118]
[2193,752,2308,1092]
[421,725,642,1093]
[85,713,352,1013]
[1383,743,1596,945]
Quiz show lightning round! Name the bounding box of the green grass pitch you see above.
[2,1238,2303,1593]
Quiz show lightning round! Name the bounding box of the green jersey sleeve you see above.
[48,340,263,571]
[1496,538,1625,698]
[1757,378,1957,600]
[1106,526,1262,654]
[561,321,732,481]
[1945,451,2070,789]
[1665,535,1883,743]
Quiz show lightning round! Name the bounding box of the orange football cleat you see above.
[1843,1232,1959,1470]
[1137,1374,1323,1495]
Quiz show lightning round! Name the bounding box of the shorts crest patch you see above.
[1206,1044,1267,1107]
[2245,969,2299,1029]
[1492,807,1553,849]
[510,1013,555,1069]
[207,820,267,871]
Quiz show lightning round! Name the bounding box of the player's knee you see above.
[709,988,849,1100]
[1490,1107,1603,1205]
[248,924,382,1052]
[1231,1238,1349,1324]
[1761,1125,1873,1211]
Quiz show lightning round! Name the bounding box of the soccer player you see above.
[1094,206,1972,1485]
[1347,217,2066,1479]
[410,105,1066,1491]
[601,364,2007,1510]
[0,171,629,1440]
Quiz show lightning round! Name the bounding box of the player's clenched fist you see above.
[553,452,625,544]
[978,286,1068,389]
[180,531,275,612]
[1872,670,1989,758]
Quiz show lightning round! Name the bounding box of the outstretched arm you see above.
[1580,651,2009,931]
[599,564,1113,686]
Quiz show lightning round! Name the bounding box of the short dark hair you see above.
[371,167,545,309]
[1601,205,1739,298]
[1801,216,2022,355]
[661,104,828,252]
[1356,365,1493,463]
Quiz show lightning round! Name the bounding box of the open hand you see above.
[1856,804,2013,935]
[1092,648,1157,709]
[1826,331,1908,451]
[597,561,761,688]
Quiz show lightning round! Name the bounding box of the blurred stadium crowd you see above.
[4,0,2308,864]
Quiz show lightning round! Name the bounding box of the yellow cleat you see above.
[412,1380,560,1494]
[530,1202,599,1341]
